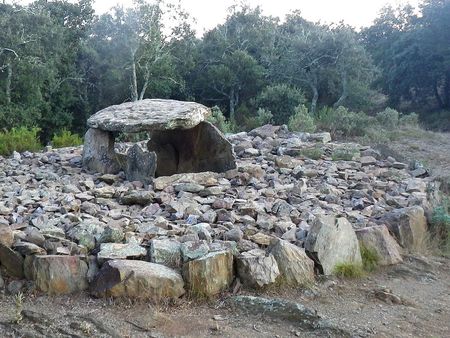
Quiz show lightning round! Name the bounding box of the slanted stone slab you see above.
[82,128,120,174]
[87,99,211,133]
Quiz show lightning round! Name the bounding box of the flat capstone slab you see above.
[87,99,211,133]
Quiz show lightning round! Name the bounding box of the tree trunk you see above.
[130,49,138,102]
[310,85,318,114]
[229,88,239,122]
[333,71,348,108]
[5,57,12,105]
[434,81,444,108]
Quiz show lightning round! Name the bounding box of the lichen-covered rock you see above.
[90,260,185,300]
[150,239,182,268]
[0,226,14,248]
[355,225,403,266]
[269,239,315,286]
[124,144,157,184]
[30,255,88,295]
[236,249,280,288]
[182,250,233,297]
[82,128,120,174]
[0,244,24,278]
[97,239,147,264]
[305,215,362,275]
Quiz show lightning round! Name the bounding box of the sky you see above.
[92,0,420,34]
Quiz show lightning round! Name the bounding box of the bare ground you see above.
[0,254,448,338]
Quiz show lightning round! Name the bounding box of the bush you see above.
[430,204,450,254]
[376,108,399,129]
[360,244,380,272]
[256,84,306,125]
[315,106,373,138]
[331,146,359,161]
[334,263,364,278]
[0,127,42,156]
[242,108,273,130]
[51,129,83,148]
[287,105,316,133]
[207,106,236,133]
[298,146,323,160]
[399,112,420,128]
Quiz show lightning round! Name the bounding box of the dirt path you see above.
[0,255,448,337]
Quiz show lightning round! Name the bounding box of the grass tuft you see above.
[360,244,380,272]
[333,263,364,278]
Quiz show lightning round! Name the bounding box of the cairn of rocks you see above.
[0,118,438,299]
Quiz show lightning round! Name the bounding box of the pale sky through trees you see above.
[92,0,419,34]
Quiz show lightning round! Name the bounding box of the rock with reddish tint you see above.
[0,226,14,248]
[183,250,233,297]
[90,260,185,300]
[30,255,88,295]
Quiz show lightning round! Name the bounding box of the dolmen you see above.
[82,99,236,181]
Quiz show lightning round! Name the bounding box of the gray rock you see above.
[0,225,14,247]
[305,215,362,275]
[97,239,147,264]
[82,128,120,174]
[149,239,182,268]
[180,240,209,262]
[0,244,24,278]
[236,249,280,288]
[119,190,155,206]
[124,144,157,184]
[90,259,185,300]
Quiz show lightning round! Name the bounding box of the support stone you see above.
[82,128,120,174]
[124,144,157,184]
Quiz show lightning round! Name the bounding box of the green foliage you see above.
[376,108,399,129]
[334,263,364,278]
[315,106,373,138]
[51,129,83,148]
[287,105,316,133]
[207,106,236,134]
[256,84,306,125]
[360,244,380,272]
[430,204,450,254]
[399,112,420,128]
[242,108,273,130]
[0,127,42,156]
[298,147,323,160]
[332,146,359,161]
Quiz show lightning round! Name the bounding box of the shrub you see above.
[360,244,380,272]
[376,108,399,129]
[299,146,323,160]
[430,204,450,254]
[51,129,83,148]
[287,105,316,133]
[256,84,306,125]
[399,112,420,128]
[315,106,373,138]
[243,108,273,130]
[0,127,42,156]
[334,263,364,278]
[207,106,236,133]
[331,146,359,161]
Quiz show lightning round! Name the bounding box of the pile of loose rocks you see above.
[0,124,437,300]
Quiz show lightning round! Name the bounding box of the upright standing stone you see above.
[82,128,120,174]
[125,144,157,184]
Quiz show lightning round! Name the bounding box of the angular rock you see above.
[124,144,157,184]
[0,244,24,278]
[236,249,280,288]
[355,225,403,266]
[82,128,120,174]
[305,215,362,275]
[0,225,14,248]
[119,190,155,206]
[149,239,182,269]
[180,240,209,262]
[377,206,427,251]
[29,255,88,295]
[90,260,185,300]
[97,240,147,264]
[269,239,315,286]
[183,250,233,297]
[148,121,236,176]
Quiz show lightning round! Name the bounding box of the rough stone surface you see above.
[0,244,24,278]
[305,215,362,275]
[82,128,120,174]
[236,249,280,288]
[30,255,88,295]
[88,99,211,133]
[183,250,233,297]
[269,239,315,286]
[97,240,147,264]
[90,259,185,300]
[148,121,236,176]
[149,239,182,268]
[356,225,403,266]
[124,144,157,184]
[0,225,14,247]
[377,206,428,250]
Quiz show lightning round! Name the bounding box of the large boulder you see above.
[236,249,280,288]
[82,128,120,174]
[28,255,88,295]
[182,250,233,297]
[90,260,185,300]
[269,239,315,286]
[304,215,362,275]
[97,240,147,264]
[148,121,236,176]
[355,225,403,266]
[0,244,24,278]
[377,206,427,251]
